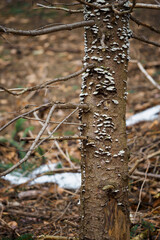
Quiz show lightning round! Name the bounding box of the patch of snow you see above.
[3,163,81,190]
[3,106,160,189]
[126,105,160,126]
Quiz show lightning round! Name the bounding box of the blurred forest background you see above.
[0,0,160,239]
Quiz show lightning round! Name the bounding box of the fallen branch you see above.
[129,149,160,175]
[134,170,160,179]
[0,218,20,237]
[4,209,50,220]
[64,220,79,228]
[37,235,79,240]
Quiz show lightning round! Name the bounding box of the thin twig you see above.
[130,60,160,90]
[0,105,56,177]
[0,103,88,133]
[23,117,81,125]
[41,1,80,6]
[133,161,150,222]
[130,15,160,34]
[129,149,160,175]
[0,218,20,237]
[0,64,94,96]
[64,220,79,228]
[132,3,160,10]
[0,102,51,133]
[33,108,79,167]
[76,1,160,10]
[33,111,75,168]
[132,33,160,47]
[134,170,160,179]
[37,235,79,240]
[37,3,83,13]
[20,136,87,141]
[4,209,50,220]
[0,20,94,36]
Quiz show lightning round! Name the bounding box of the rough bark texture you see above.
[79,1,131,239]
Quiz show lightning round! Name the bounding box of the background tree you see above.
[0,0,160,240]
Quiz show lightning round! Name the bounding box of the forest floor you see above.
[0,0,160,239]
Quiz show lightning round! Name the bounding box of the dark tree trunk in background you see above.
[80,1,131,239]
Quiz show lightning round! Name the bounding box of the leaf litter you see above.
[0,1,160,239]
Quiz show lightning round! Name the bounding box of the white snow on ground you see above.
[126,105,160,126]
[3,163,81,189]
[3,105,160,189]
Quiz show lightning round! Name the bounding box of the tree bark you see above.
[80,1,131,239]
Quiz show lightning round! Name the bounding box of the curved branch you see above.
[0,103,88,133]
[0,104,56,177]
[132,32,160,47]
[132,3,160,10]
[0,64,94,96]
[37,3,83,13]
[0,20,94,36]
[131,15,160,34]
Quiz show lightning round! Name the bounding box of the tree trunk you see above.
[80,1,131,239]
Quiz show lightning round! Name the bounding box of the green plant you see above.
[11,118,34,159]
[141,219,155,232]
[130,224,139,238]
[0,118,34,172]
[2,233,34,240]
[36,146,46,164]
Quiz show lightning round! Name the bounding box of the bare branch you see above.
[129,149,160,175]
[130,15,160,34]
[0,105,80,176]
[132,32,160,47]
[0,20,94,37]
[34,107,79,151]
[0,64,94,96]
[37,3,83,13]
[0,104,56,177]
[0,103,51,133]
[130,60,160,90]
[20,136,87,141]
[76,0,160,10]
[132,3,160,10]
[0,103,88,133]
[41,1,80,6]
[33,111,75,168]
[76,0,128,9]
[133,161,150,222]
[23,117,81,125]
[134,170,160,179]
